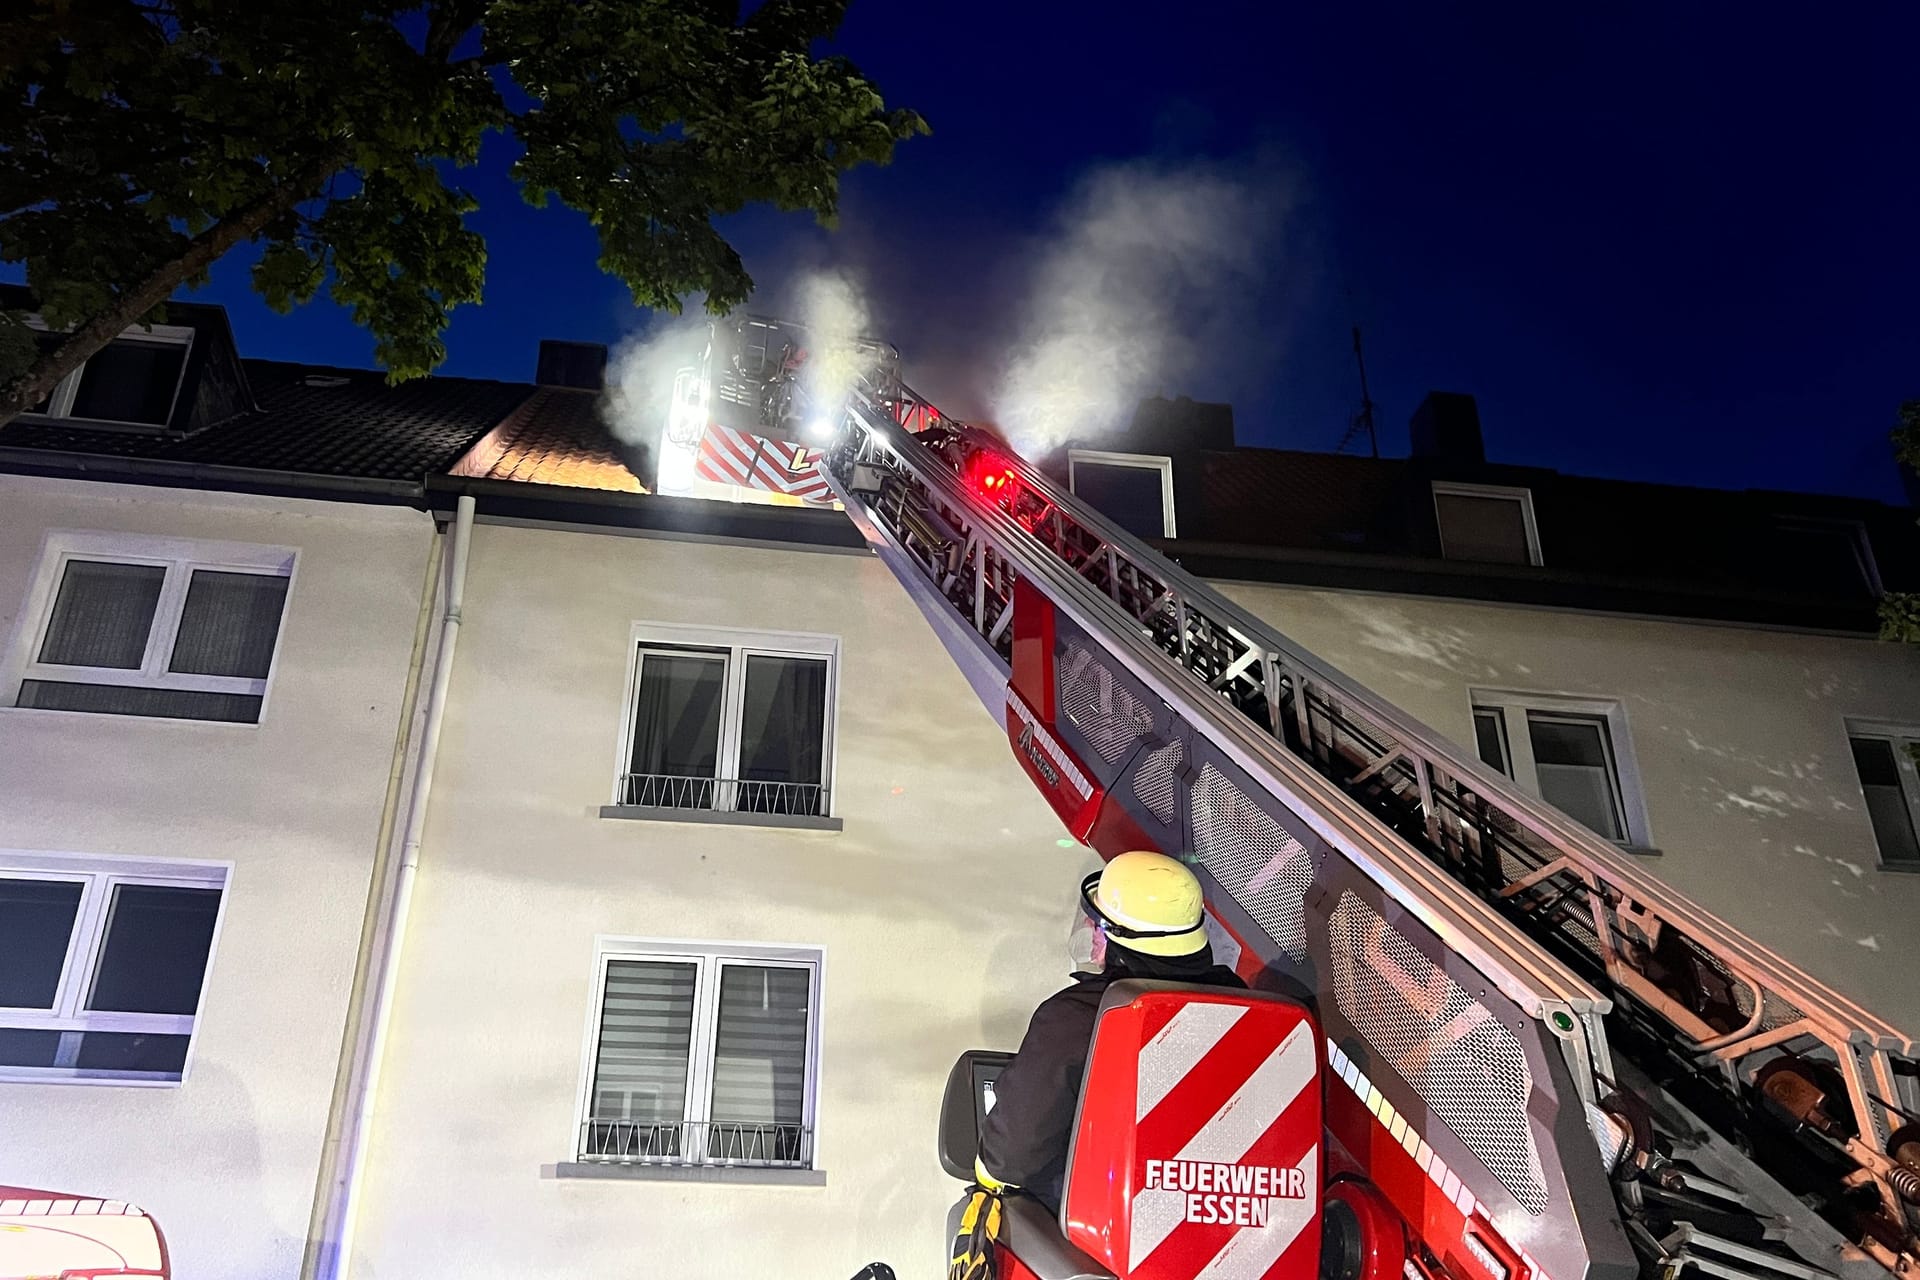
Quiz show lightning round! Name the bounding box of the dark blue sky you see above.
[188,3,1919,501]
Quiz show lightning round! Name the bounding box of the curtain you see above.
[627,653,725,786]
[708,965,810,1162]
[590,961,698,1153]
[169,571,289,678]
[738,656,826,784]
[38,560,164,668]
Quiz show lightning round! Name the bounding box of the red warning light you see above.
[966,452,1019,502]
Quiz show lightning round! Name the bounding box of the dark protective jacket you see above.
[976,946,1246,1215]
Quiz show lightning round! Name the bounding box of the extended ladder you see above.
[813,380,1920,1280]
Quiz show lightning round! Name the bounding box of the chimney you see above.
[1409,391,1486,464]
[535,339,609,391]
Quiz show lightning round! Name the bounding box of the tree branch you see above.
[0,150,346,427]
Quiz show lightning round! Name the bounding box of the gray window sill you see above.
[599,804,842,832]
[545,1162,826,1186]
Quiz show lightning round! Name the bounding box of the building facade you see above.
[1,311,1917,1277]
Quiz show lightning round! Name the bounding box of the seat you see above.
[940,980,1323,1280]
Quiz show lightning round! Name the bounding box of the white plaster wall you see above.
[353,523,1091,1280]
[1213,580,1920,1029]
[0,475,434,1279]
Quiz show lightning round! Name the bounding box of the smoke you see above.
[992,159,1286,456]
[603,313,709,493]
[793,270,872,425]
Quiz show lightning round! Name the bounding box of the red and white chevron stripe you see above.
[694,425,834,503]
[1065,991,1323,1280]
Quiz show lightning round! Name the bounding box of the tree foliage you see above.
[1880,399,1920,641]
[0,0,925,420]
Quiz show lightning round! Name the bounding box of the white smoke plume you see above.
[603,312,710,493]
[993,160,1284,456]
[793,270,873,425]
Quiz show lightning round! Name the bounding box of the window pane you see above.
[1528,714,1626,842]
[709,965,811,1163]
[0,1028,62,1068]
[16,679,263,724]
[737,656,828,814]
[68,338,189,425]
[1472,709,1511,776]
[1850,738,1920,867]
[1073,460,1170,539]
[1436,492,1533,564]
[169,570,289,679]
[627,654,725,805]
[37,560,164,668]
[0,879,83,1008]
[71,1030,192,1076]
[87,884,221,1015]
[585,961,698,1159]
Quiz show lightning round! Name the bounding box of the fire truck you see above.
[677,320,1919,1280]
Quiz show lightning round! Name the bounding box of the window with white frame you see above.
[1844,720,1920,870]
[1470,691,1652,848]
[1068,449,1177,539]
[616,624,836,817]
[0,851,229,1084]
[1433,482,1542,566]
[575,940,822,1169]
[24,324,195,429]
[7,532,294,724]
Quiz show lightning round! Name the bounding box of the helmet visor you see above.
[1067,898,1107,975]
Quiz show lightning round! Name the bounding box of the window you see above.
[1844,721,1920,871]
[6,533,294,724]
[575,939,822,1169]
[0,851,229,1084]
[1068,449,1177,539]
[23,325,194,429]
[1433,482,1541,566]
[615,624,837,818]
[1469,691,1652,848]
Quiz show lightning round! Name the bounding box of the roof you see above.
[4,359,532,481]
[450,386,646,493]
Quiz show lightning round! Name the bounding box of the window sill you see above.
[1622,845,1663,858]
[599,804,842,832]
[545,1162,826,1186]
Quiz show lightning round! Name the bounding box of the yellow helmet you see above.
[1081,851,1208,958]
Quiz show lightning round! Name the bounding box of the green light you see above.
[1056,838,1077,848]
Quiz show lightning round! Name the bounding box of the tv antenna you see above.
[1334,326,1380,458]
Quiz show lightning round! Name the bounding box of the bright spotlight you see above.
[803,416,837,445]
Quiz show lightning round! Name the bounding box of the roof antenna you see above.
[1335,326,1380,458]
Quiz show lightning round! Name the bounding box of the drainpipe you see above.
[310,494,475,1279]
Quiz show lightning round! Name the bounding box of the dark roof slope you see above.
[4,359,532,481]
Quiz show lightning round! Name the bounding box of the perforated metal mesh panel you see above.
[1329,891,1548,1214]
[1192,763,1314,961]
[1132,740,1184,825]
[1057,641,1154,765]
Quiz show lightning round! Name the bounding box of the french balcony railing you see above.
[578,1119,813,1168]
[616,772,828,817]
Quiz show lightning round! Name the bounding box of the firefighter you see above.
[976,851,1246,1214]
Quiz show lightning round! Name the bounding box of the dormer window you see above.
[25,324,194,429]
[1433,482,1541,566]
[1068,449,1177,539]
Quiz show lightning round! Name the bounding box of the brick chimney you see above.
[1409,391,1486,464]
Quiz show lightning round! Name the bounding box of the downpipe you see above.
[308,494,475,1279]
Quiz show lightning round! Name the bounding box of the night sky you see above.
[182,3,1919,502]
